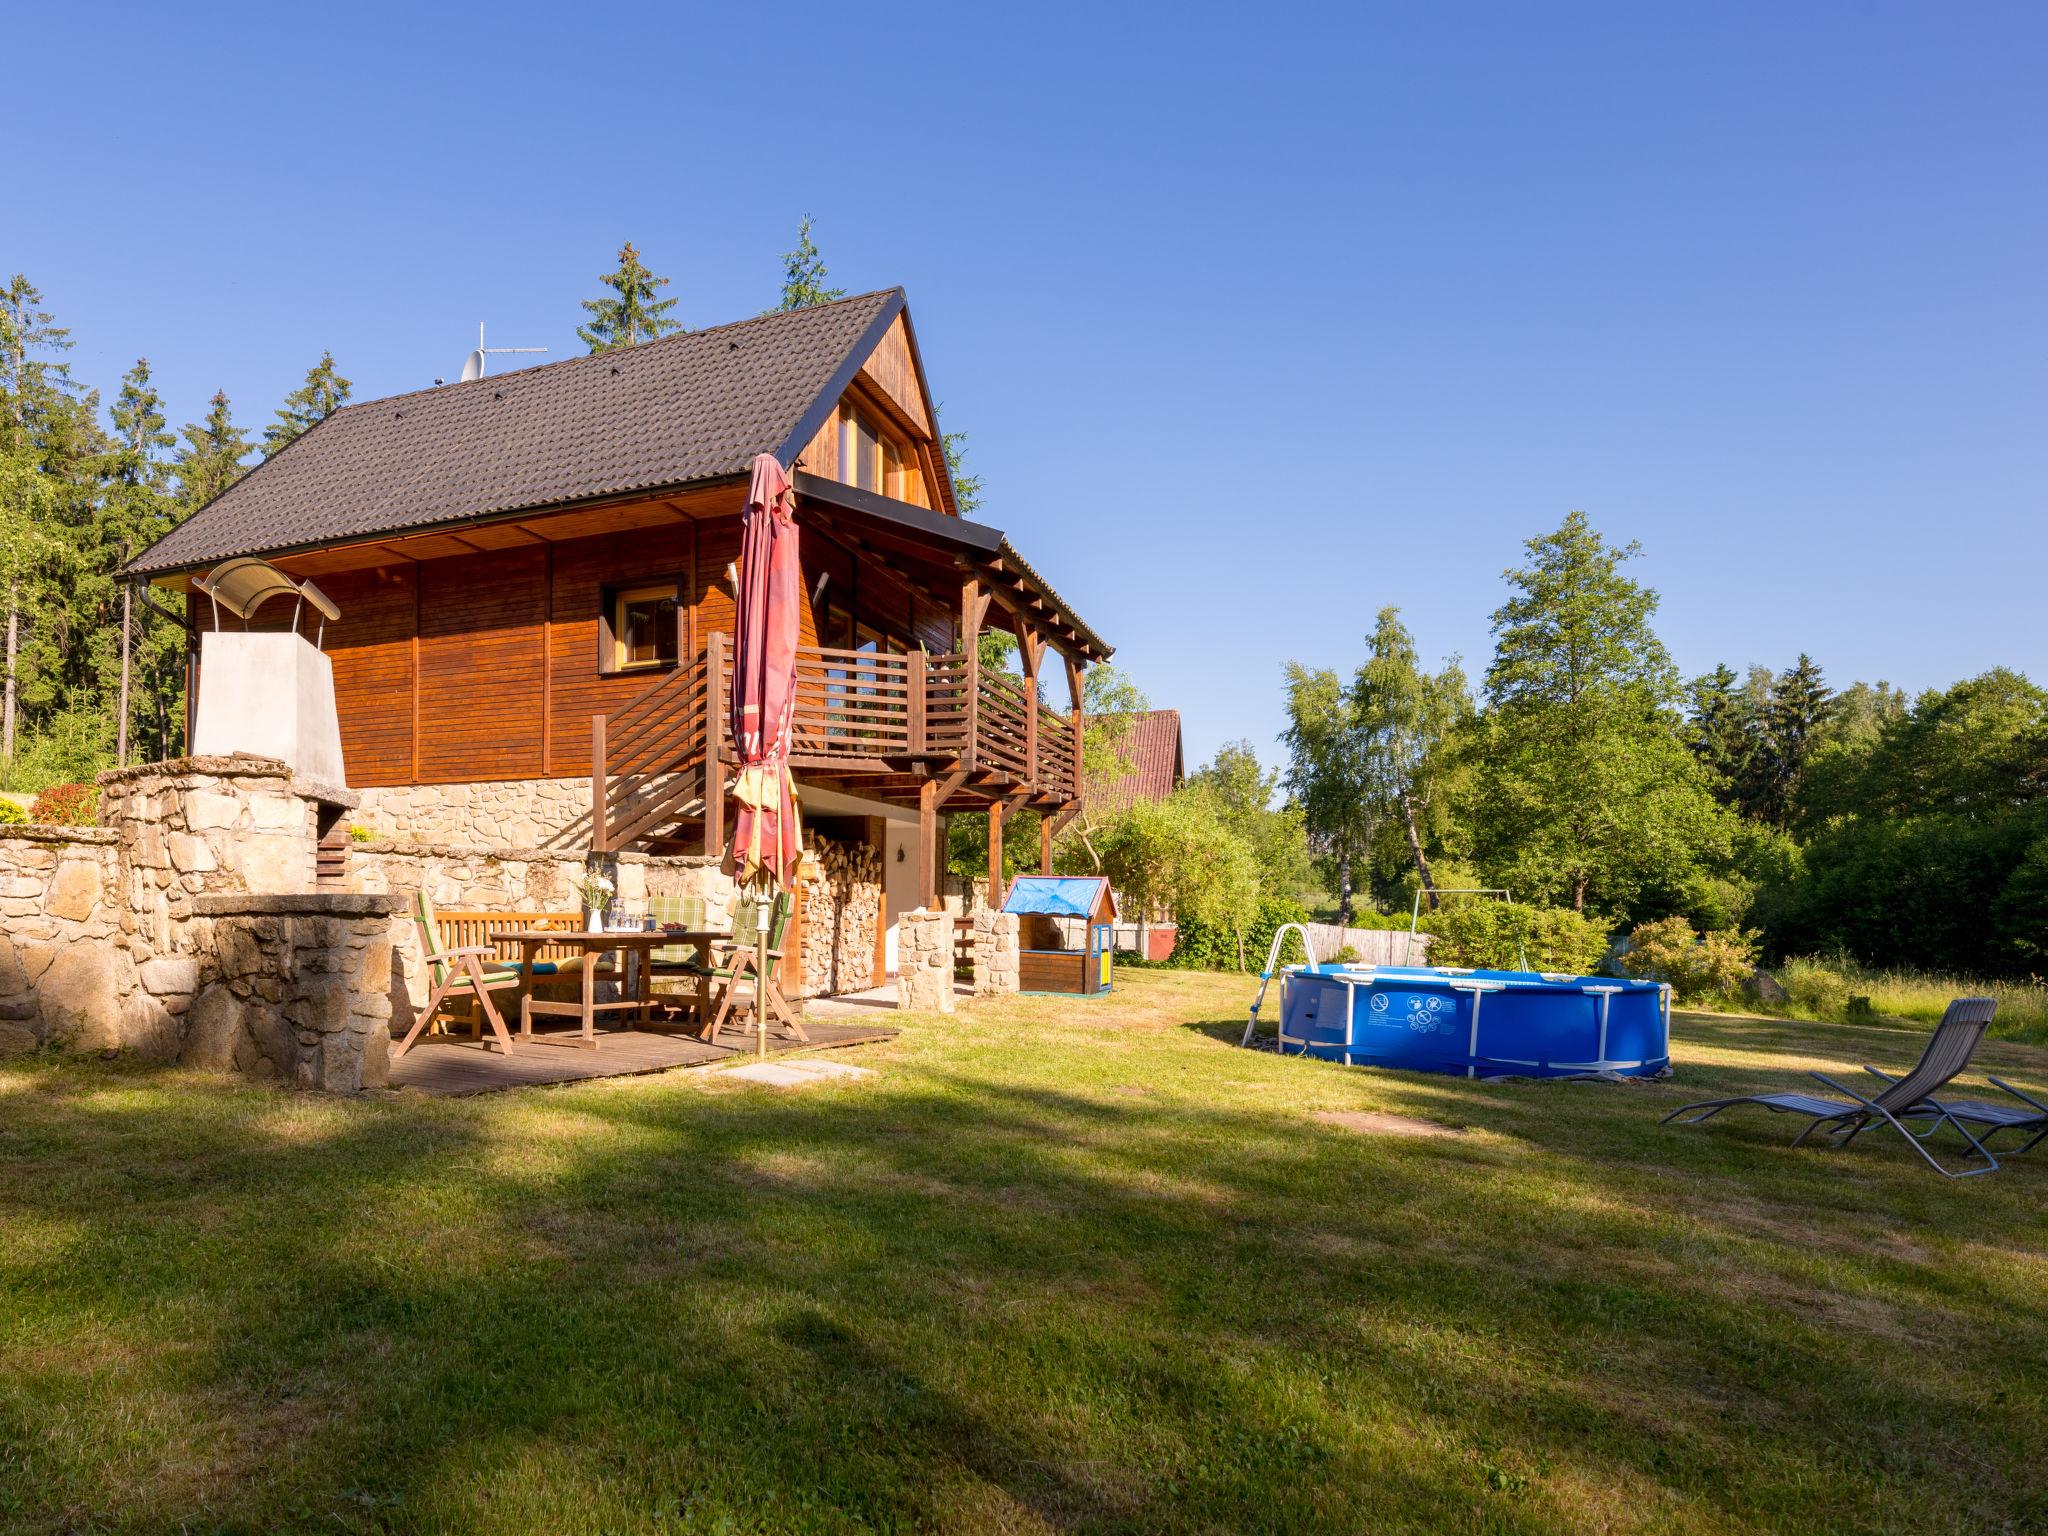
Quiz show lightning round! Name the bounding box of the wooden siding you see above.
[548,521,697,778]
[293,510,838,787]
[417,545,549,782]
[303,565,416,784]
[857,315,931,435]
[1020,951,1089,994]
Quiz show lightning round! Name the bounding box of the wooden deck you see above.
[386,1019,897,1097]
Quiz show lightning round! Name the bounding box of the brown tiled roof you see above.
[1088,710,1184,811]
[128,290,903,578]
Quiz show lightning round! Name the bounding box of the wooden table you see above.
[504,929,669,1050]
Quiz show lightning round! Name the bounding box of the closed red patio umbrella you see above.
[723,454,806,1055]
[727,452,804,887]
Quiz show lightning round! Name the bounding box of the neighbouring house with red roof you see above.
[1087,709,1184,814]
[1084,709,1185,960]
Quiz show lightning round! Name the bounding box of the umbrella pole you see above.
[754,878,771,1061]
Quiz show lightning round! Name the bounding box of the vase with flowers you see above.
[573,870,615,933]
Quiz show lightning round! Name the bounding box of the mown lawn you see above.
[2,972,2045,1535]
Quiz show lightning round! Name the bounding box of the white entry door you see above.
[883,821,919,973]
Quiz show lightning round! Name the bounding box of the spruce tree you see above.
[1762,653,1832,829]
[1,274,79,766]
[577,242,681,352]
[174,391,252,510]
[775,216,846,311]
[103,361,183,761]
[264,350,351,456]
[1687,663,1753,805]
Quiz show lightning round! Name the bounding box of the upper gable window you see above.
[839,408,927,507]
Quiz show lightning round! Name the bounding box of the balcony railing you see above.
[592,635,1080,849]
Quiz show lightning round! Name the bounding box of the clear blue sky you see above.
[12,2,2045,770]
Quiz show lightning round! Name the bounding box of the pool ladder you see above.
[1242,923,1318,1049]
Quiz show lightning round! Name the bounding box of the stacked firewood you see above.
[797,835,882,998]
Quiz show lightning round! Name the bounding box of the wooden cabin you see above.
[125,289,1110,982]
[1004,876,1117,996]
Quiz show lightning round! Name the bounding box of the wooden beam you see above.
[988,795,1006,909]
[1020,629,1041,786]
[591,715,609,853]
[917,778,940,910]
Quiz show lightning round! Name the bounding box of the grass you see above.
[2,973,2045,1535]
[1766,956,2048,1044]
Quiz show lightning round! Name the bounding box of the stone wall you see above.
[797,835,881,999]
[353,777,595,852]
[0,758,400,1088]
[0,827,136,1056]
[971,911,1021,998]
[179,894,404,1091]
[896,908,955,1014]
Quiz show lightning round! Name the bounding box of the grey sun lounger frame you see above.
[1867,1066,2048,1158]
[1661,998,2002,1178]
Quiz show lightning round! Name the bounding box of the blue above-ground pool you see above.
[1275,964,1670,1079]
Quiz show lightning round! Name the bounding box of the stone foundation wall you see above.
[896,908,955,1014]
[971,911,1021,998]
[352,777,595,852]
[179,894,404,1091]
[797,835,881,999]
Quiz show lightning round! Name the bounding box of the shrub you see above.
[1328,945,1361,964]
[0,797,27,826]
[1620,917,1759,1002]
[1172,893,1311,972]
[1778,955,1851,1018]
[28,782,98,827]
[348,824,375,843]
[1425,900,1609,975]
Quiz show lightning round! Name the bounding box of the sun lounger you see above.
[1661,998,2002,1178]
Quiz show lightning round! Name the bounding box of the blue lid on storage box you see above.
[1002,876,1114,919]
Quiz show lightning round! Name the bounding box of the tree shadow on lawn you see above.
[1,1046,2045,1534]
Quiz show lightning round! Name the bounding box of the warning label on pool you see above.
[1369,992,1449,1033]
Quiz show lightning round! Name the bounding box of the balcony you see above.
[592,635,1082,851]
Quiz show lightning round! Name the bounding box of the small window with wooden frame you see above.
[599,579,683,675]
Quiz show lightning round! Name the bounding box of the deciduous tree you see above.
[1280,661,1372,922]
[1353,606,1469,910]
[1472,511,1731,915]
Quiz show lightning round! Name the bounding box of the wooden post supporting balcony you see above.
[704,631,727,858]
[1039,815,1053,875]
[1065,656,1086,799]
[917,778,939,911]
[1020,628,1043,787]
[591,714,609,853]
[960,575,988,769]
[907,649,927,755]
[987,794,1007,909]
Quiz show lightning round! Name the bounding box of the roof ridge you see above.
[330,287,904,416]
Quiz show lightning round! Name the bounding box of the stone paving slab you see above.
[722,1058,877,1087]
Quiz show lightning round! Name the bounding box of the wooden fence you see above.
[1297,924,1432,966]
